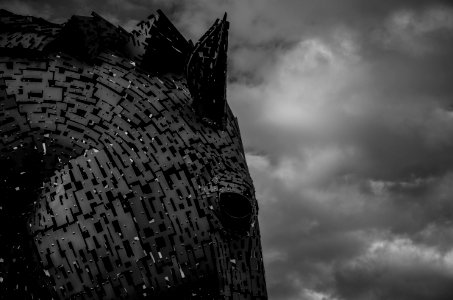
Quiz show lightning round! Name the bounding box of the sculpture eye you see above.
[219,192,253,231]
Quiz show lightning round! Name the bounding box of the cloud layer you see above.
[2,0,453,299]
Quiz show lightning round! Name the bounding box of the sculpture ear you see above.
[141,10,191,73]
[124,9,191,73]
[186,13,228,126]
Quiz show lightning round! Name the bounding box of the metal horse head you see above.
[0,8,267,299]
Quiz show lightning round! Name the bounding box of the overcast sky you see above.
[2,0,453,299]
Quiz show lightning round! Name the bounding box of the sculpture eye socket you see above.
[219,192,253,231]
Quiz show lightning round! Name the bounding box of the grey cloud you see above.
[334,236,453,300]
[254,154,453,299]
[0,0,186,27]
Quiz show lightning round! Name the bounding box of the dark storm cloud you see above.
[0,0,188,29]
[334,234,453,300]
[2,1,453,299]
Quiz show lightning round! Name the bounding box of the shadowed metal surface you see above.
[0,8,267,299]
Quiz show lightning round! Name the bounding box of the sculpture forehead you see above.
[2,53,246,161]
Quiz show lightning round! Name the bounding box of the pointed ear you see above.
[140,10,191,73]
[186,13,229,126]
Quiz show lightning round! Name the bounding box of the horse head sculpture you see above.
[0,8,267,299]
